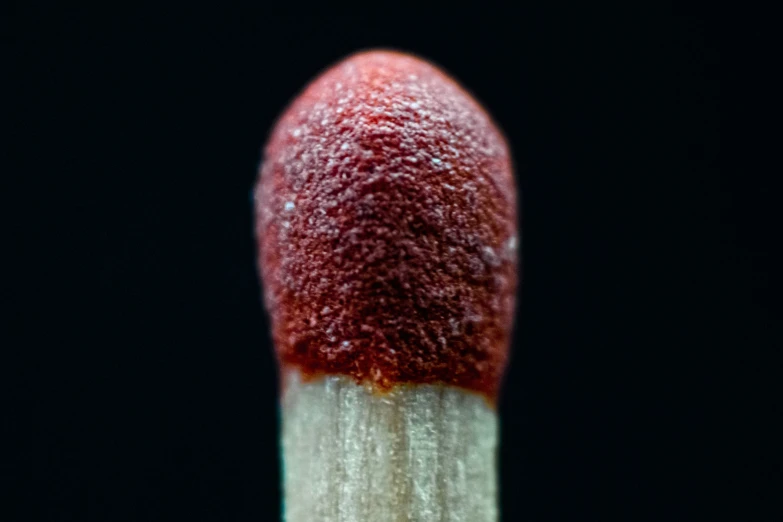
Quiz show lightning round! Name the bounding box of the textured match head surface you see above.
[255,50,518,402]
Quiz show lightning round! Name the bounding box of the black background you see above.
[9,4,768,522]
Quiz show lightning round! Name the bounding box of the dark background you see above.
[9,4,768,522]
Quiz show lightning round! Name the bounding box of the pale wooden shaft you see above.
[281,370,498,522]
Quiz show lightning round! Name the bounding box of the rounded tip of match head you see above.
[255,49,518,401]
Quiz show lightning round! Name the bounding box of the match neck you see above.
[281,370,499,522]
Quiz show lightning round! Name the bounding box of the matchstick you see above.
[255,50,518,522]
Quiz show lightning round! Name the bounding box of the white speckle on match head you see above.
[284,201,296,211]
[481,246,500,267]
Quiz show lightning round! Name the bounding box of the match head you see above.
[255,50,518,401]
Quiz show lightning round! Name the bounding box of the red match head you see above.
[255,50,518,402]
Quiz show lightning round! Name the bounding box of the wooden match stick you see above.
[255,50,518,522]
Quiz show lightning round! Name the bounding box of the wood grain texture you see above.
[281,370,498,522]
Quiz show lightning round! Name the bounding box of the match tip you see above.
[255,50,518,401]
